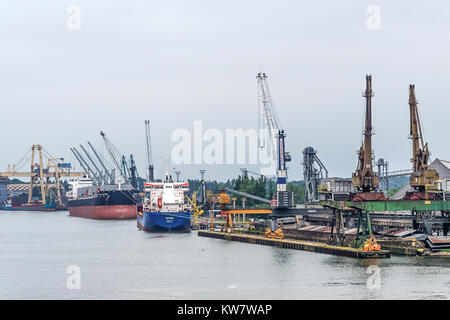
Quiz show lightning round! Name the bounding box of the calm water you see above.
[0,211,449,300]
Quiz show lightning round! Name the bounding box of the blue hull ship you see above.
[137,210,191,232]
[137,180,192,232]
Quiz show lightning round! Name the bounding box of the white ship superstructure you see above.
[143,181,190,213]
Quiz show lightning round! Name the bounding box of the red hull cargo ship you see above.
[67,178,137,220]
[68,189,137,219]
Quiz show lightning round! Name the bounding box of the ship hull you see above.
[137,210,191,232]
[68,190,137,220]
[69,204,136,219]
[1,203,57,212]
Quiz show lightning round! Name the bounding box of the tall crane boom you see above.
[352,75,379,192]
[257,72,282,167]
[408,84,438,190]
[145,120,154,182]
[100,131,126,182]
[87,141,115,184]
[79,144,107,185]
[71,147,100,185]
[256,72,292,208]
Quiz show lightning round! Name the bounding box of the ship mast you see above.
[164,157,170,183]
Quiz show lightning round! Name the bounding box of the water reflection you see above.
[271,247,294,265]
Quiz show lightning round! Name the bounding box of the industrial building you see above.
[430,159,450,180]
[391,158,450,199]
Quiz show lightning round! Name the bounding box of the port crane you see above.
[145,120,154,182]
[79,144,108,185]
[256,72,295,238]
[210,74,293,238]
[101,131,125,181]
[128,154,139,189]
[100,131,139,189]
[70,147,101,185]
[1,145,84,207]
[351,75,385,201]
[257,72,293,209]
[71,143,117,185]
[405,84,439,200]
[87,141,115,184]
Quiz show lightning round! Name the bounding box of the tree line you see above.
[187,174,305,207]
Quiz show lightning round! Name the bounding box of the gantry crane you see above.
[351,75,385,201]
[1,145,85,207]
[145,120,154,182]
[404,84,439,200]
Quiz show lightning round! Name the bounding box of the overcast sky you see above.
[1,1,449,182]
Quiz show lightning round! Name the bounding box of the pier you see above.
[198,230,391,259]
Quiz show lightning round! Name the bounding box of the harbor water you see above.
[0,211,449,300]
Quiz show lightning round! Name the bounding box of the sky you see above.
[0,0,449,182]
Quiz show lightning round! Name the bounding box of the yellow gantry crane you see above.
[1,145,85,206]
[408,84,439,194]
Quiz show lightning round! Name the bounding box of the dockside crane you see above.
[28,144,46,205]
[257,72,293,208]
[121,155,129,181]
[256,72,294,239]
[351,75,385,201]
[100,131,140,188]
[100,131,128,184]
[405,84,439,200]
[1,145,83,207]
[87,141,115,184]
[128,154,139,189]
[145,120,154,182]
[71,147,101,185]
[79,144,108,185]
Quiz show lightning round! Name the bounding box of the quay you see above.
[198,230,391,259]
